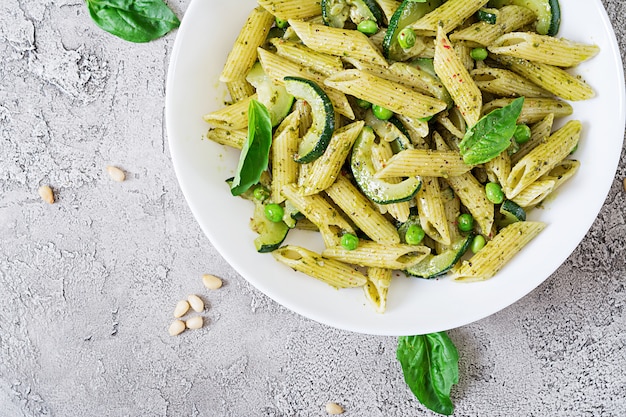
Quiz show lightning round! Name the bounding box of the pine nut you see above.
[202,274,223,290]
[38,185,55,204]
[187,294,204,312]
[623,177,626,193]
[186,316,203,329]
[168,320,186,336]
[106,165,126,182]
[173,300,190,318]
[325,402,344,415]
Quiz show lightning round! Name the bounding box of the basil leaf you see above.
[397,332,459,416]
[459,96,525,165]
[230,100,273,196]
[86,0,180,43]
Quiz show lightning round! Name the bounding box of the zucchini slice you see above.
[322,0,383,28]
[250,200,290,253]
[405,233,474,279]
[382,0,442,61]
[477,8,498,24]
[246,62,294,127]
[350,126,421,204]
[283,76,335,163]
[488,0,561,36]
[498,199,526,227]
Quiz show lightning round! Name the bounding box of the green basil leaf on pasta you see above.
[459,96,525,165]
[397,332,459,415]
[86,0,180,43]
[230,100,273,196]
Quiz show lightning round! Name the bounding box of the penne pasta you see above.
[322,240,430,269]
[471,67,552,98]
[271,111,301,203]
[257,0,322,20]
[364,267,393,314]
[482,98,573,124]
[374,149,472,178]
[206,128,246,149]
[203,94,257,130]
[408,0,489,36]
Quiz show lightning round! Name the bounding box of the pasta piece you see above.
[454,43,474,73]
[226,78,255,102]
[374,149,472,178]
[375,0,401,23]
[493,55,594,101]
[484,152,511,193]
[471,67,552,98]
[271,111,301,203]
[489,32,600,67]
[436,110,466,140]
[435,185,462,254]
[511,113,554,165]
[325,175,401,245]
[482,98,572,124]
[300,121,364,195]
[415,175,452,245]
[271,38,344,77]
[434,26,482,126]
[512,159,580,207]
[281,183,356,247]
[510,179,555,208]
[257,48,355,119]
[325,69,447,120]
[395,114,429,146]
[206,128,246,149]
[322,240,430,269]
[506,120,581,198]
[257,0,322,20]
[220,7,275,83]
[203,94,257,130]
[288,20,388,67]
[272,246,368,288]
[364,267,393,314]
[408,0,489,36]
[449,5,536,46]
[453,221,546,282]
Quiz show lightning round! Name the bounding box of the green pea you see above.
[397,27,416,49]
[356,98,372,109]
[513,124,531,144]
[357,20,378,35]
[275,17,289,29]
[253,185,270,201]
[457,213,474,232]
[372,104,393,120]
[470,47,488,61]
[485,182,504,204]
[341,233,359,250]
[471,235,486,254]
[405,224,425,245]
[264,203,284,223]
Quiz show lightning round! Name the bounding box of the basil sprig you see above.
[86,0,180,43]
[459,96,525,165]
[397,332,459,415]
[230,100,273,196]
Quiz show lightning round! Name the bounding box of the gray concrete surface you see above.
[1,0,625,416]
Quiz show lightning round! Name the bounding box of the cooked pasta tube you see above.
[288,20,388,67]
[511,113,554,165]
[453,221,546,282]
[272,245,368,288]
[371,141,411,222]
[325,175,401,245]
[506,120,581,198]
[512,160,580,207]
[449,5,535,46]
[257,0,322,20]
[408,0,489,36]
[482,98,572,124]
[434,26,482,126]
[206,128,246,149]
[325,69,447,119]
[374,149,472,178]
[220,7,274,83]
[364,267,393,314]
[270,38,344,77]
[271,111,301,203]
[322,241,430,269]
[471,67,552,98]
[415,176,451,246]
[203,94,257,130]
[493,55,595,101]
[300,121,364,195]
[226,78,255,102]
[489,32,600,68]
[281,183,356,247]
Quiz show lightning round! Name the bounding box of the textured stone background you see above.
[0,0,625,416]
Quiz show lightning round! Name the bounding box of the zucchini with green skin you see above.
[498,199,526,227]
[351,126,421,204]
[246,62,294,127]
[250,199,290,253]
[283,76,335,163]
[383,0,442,61]
[322,0,383,28]
[488,0,561,36]
[405,233,474,279]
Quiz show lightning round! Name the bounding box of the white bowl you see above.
[166,0,625,335]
